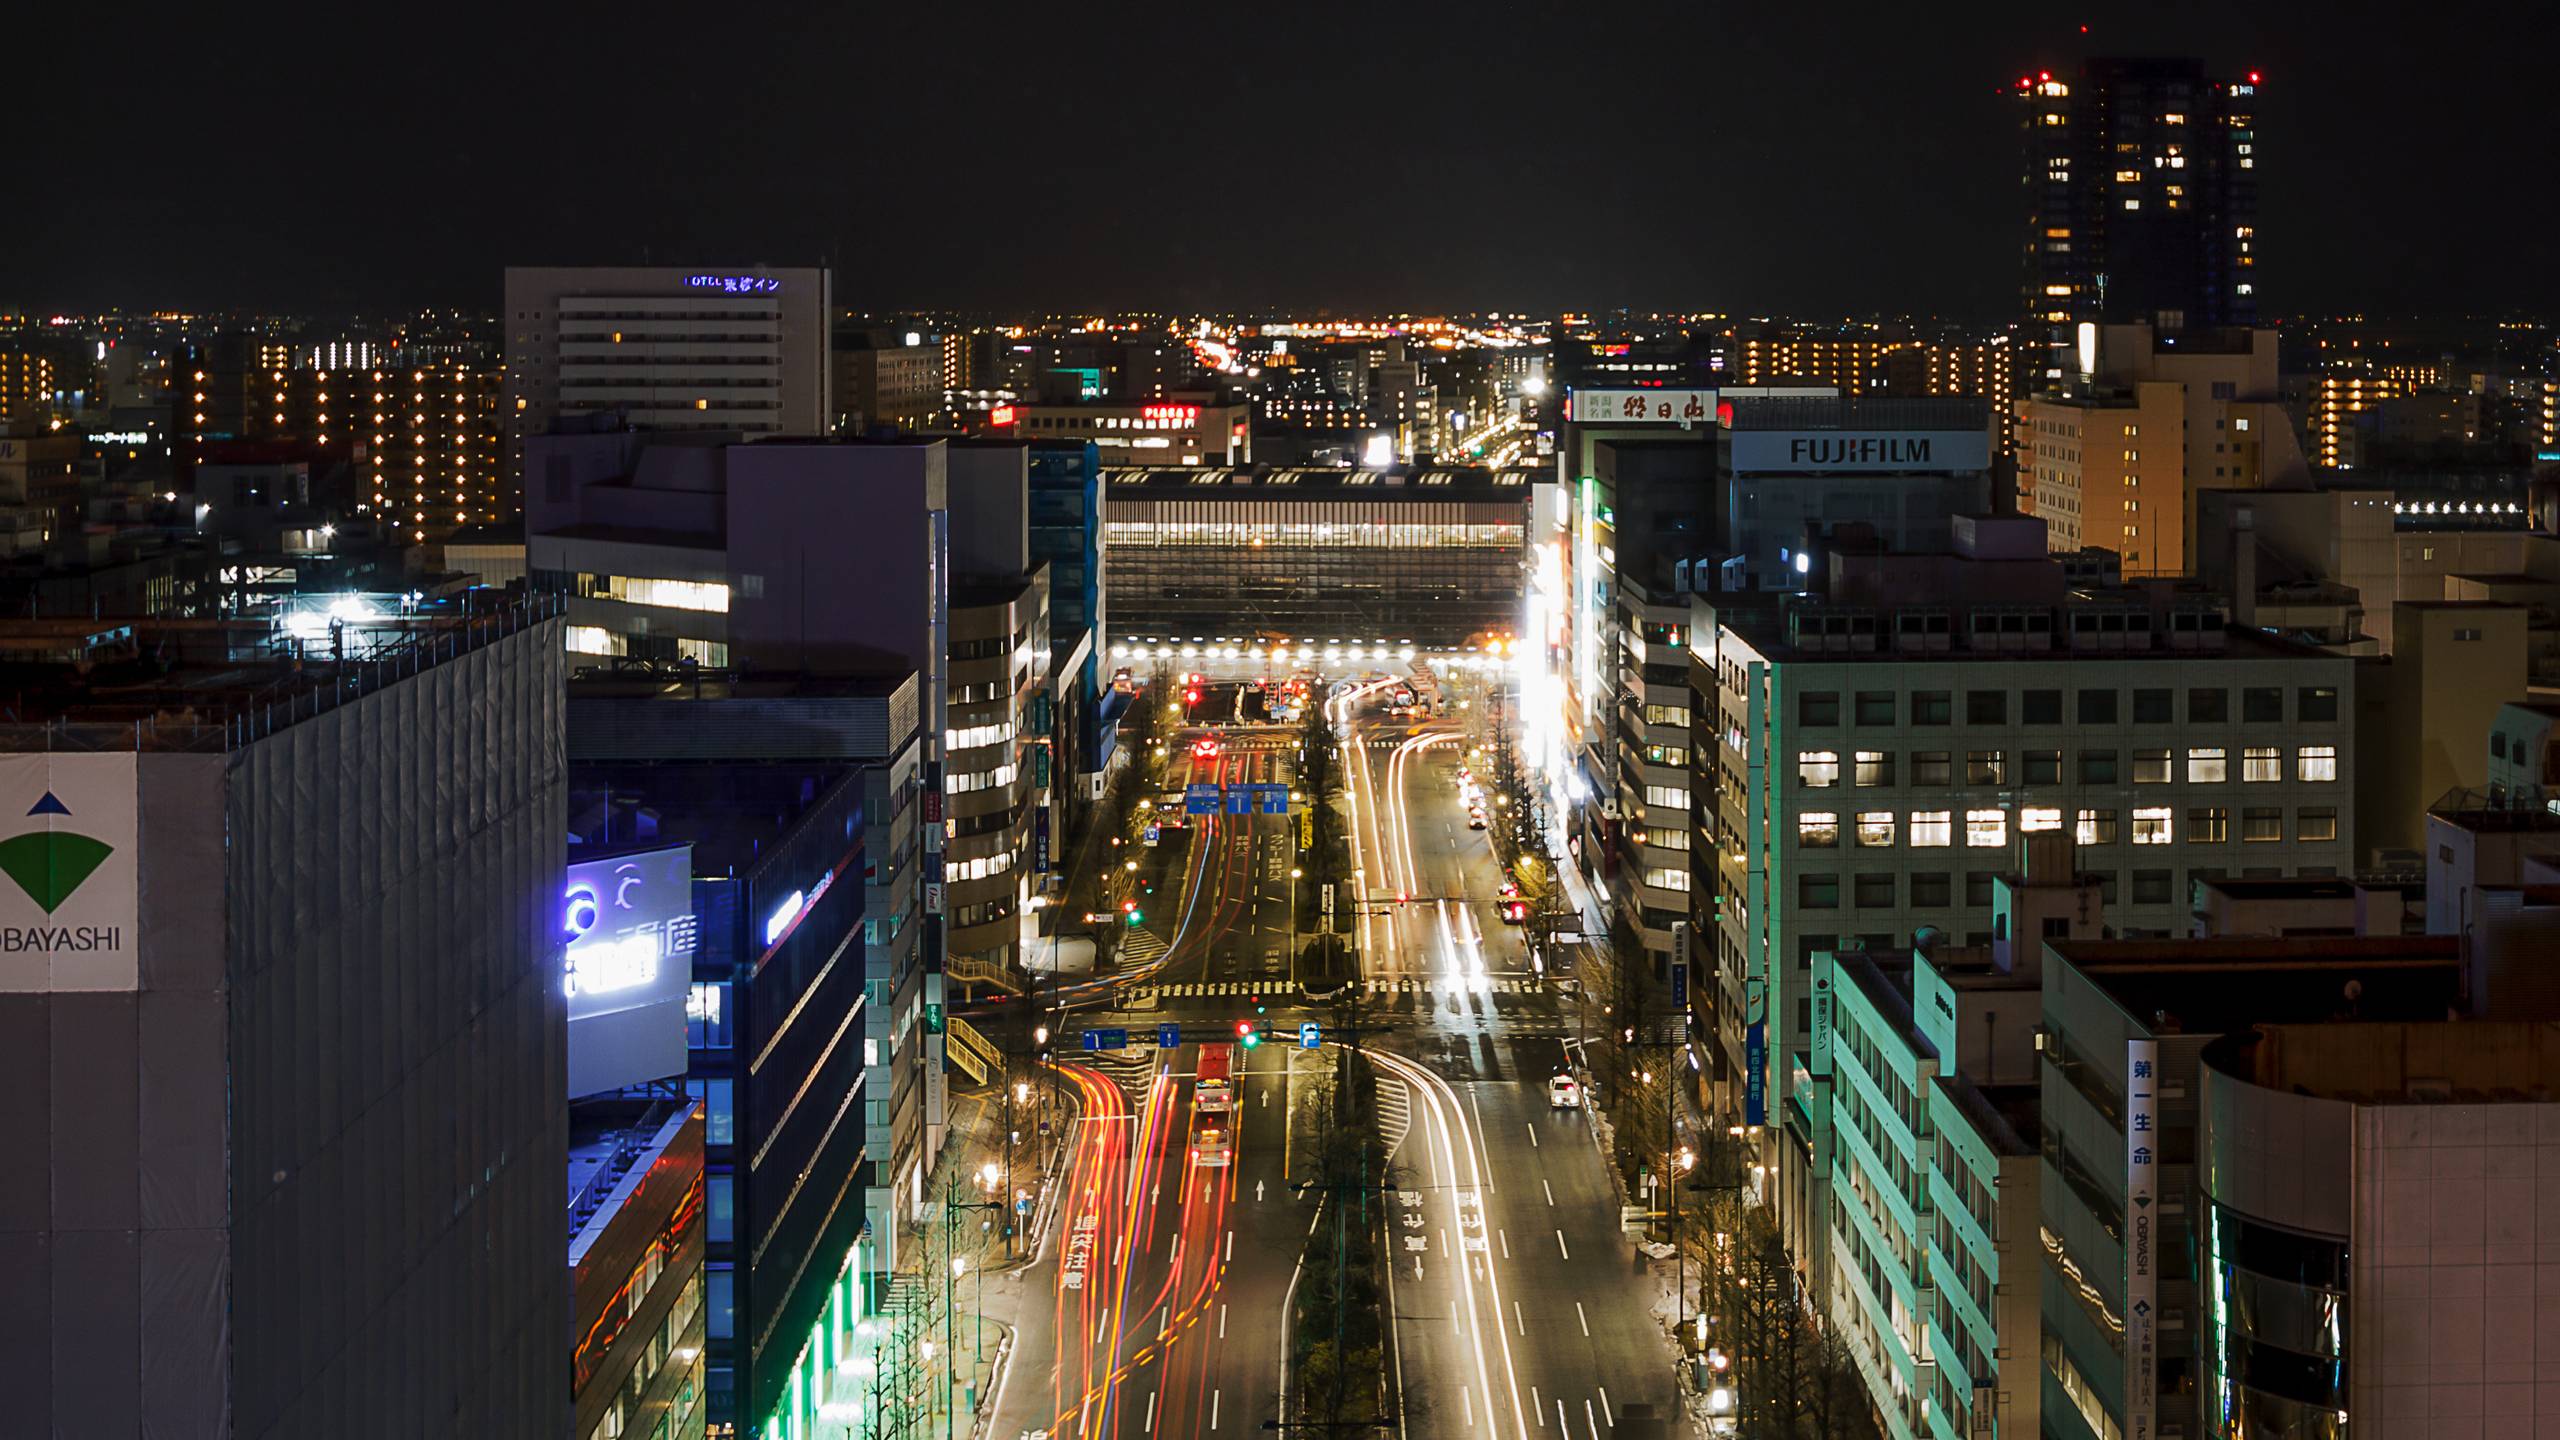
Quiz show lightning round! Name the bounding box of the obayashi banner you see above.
[0,753,141,991]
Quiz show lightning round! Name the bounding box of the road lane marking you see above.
[1527,1124,1539,1149]
[1556,1229,1571,1260]
[1543,1179,1554,1206]
[1532,1386,1542,1426]
[1576,1301,1589,1337]
[1513,1300,1525,1335]
[1499,1228,1510,1258]
[1144,1392,1157,1432]
[1557,1399,1570,1433]
[1586,1398,1601,1436]
[1598,1387,1614,1425]
[1225,1230,1234,1263]
[1451,1300,1461,1333]
[1463,1385,1474,1428]
[1219,1303,1227,1338]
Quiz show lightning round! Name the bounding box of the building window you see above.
[2133,749,2173,784]
[1966,872,1997,907]
[2242,687,2284,722]
[2022,689,2063,724]
[1798,750,1841,788]
[2189,807,2229,843]
[1856,812,1897,847]
[2081,750,2120,785]
[2187,747,2228,783]
[1799,874,1841,909]
[1645,783,1690,809]
[2021,806,2065,832]
[2132,870,2174,905]
[2132,806,2174,845]
[2297,806,2339,842]
[1914,751,1952,787]
[1855,691,1896,726]
[1911,811,1953,847]
[1799,691,1840,726]
[1912,691,1952,726]
[2188,687,2229,723]
[1911,872,1952,907]
[1646,867,1693,893]
[2133,688,2173,723]
[2024,749,2062,785]
[1967,690,2008,725]
[1855,873,1897,908]
[1968,750,2007,786]
[2493,732,2509,760]
[2242,806,2283,842]
[2078,689,2118,724]
[1966,809,2008,848]
[2298,686,2339,722]
[1854,750,1894,787]
[1799,812,1841,848]
[2243,746,2282,782]
[2297,745,2338,782]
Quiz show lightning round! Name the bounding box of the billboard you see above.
[1568,388,1715,426]
[1727,429,1992,473]
[565,844,698,1097]
[0,753,140,991]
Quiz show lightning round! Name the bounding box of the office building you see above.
[1806,838,2070,1440]
[567,671,924,1435]
[0,350,56,420]
[2016,321,2304,574]
[1701,514,2357,1150]
[2033,935,2467,1440]
[2018,58,2263,385]
[1002,397,1248,464]
[1102,462,1532,651]
[1721,395,1999,581]
[571,1099,709,1440]
[503,266,834,492]
[834,337,944,433]
[2484,699,2560,811]
[0,601,568,1436]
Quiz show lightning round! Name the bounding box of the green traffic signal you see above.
[1126,910,1144,925]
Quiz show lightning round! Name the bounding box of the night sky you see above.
[14,0,2555,319]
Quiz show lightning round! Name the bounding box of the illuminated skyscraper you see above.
[2019,58,2262,386]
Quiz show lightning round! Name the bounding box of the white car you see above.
[1548,1074,1581,1109]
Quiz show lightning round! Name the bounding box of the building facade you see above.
[1003,398,1248,464]
[572,1100,710,1440]
[503,266,834,493]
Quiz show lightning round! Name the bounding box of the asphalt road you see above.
[991,683,1678,1440]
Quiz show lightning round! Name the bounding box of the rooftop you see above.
[2208,1021,2560,1105]
[2046,935,2463,1039]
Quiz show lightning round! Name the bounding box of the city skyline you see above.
[11,0,2555,318]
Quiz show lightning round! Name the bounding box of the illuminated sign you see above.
[1728,429,1992,473]
[565,844,697,1096]
[1567,388,1715,425]
[764,888,806,945]
[683,274,781,293]
[2126,1039,2159,1440]
[989,405,1017,427]
[88,431,152,446]
[0,755,140,992]
[1142,404,1202,421]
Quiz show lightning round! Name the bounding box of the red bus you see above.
[1195,1043,1235,1114]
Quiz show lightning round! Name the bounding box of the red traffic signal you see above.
[1185,689,1201,704]
[1122,899,1138,913]
[1234,1020,1254,1038]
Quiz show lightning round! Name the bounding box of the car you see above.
[1548,1074,1581,1109]
[1467,814,1488,830]
[1193,737,1221,759]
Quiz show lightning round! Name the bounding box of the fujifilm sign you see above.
[1731,429,1991,473]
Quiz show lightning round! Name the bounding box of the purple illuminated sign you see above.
[684,274,781,294]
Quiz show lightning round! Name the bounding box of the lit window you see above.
[2186,747,2227,784]
[1854,750,1893,787]
[2132,807,2174,845]
[1798,750,1841,788]
[1798,813,1841,849]
[1966,809,2008,848]
[1911,811,1953,848]
[1856,812,1896,848]
[2020,806,2064,832]
[2297,806,2339,842]
[2133,749,2173,784]
[2297,745,2338,782]
[2076,809,2120,847]
[2243,746,2282,782]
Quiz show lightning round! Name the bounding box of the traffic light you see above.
[1122,899,1143,925]
[1236,1019,1262,1049]
[1185,688,1201,706]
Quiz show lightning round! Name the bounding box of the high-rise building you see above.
[503,266,833,494]
[0,601,568,1436]
[0,350,56,421]
[2018,58,2263,386]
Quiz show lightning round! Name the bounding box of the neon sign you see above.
[989,405,1017,426]
[1142,404,1201,421]
[684,274,781,294]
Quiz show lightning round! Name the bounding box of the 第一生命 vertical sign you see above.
[0,754,140,991]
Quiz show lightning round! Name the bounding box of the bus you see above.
[1195,1042,1235,1114]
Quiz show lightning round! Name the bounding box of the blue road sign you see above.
[1256,784,1290,814]
[1094,1028,1129,1050]
[1299,1022,1321,1050]
[1143,823,1161,845]
[1224,787,1252,815]
[1185,783,1221,815]
[1158,1024,1183,1049]
[1080,1031,1102,1052]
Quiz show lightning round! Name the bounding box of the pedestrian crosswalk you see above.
[1119,927,1170,966]
[1124,976,1548,1001]
[1374,1074,1411,1154]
